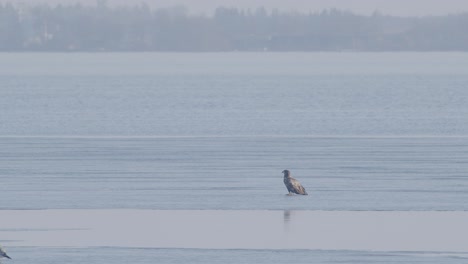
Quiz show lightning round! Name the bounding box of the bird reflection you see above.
[283,210,293,233]
[283,210,291,224]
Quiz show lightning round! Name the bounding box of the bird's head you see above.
[282,170,290,178]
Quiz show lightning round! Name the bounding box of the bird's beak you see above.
[5,254,11,259]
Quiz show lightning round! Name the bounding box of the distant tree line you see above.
[1,2,468,51]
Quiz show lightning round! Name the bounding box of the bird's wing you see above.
[290,178,308,195]
[285,178,297,192]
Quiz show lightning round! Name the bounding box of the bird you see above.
[0,246,11,261]
[283,169,308,195]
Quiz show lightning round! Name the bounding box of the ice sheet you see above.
[1,210,467,252]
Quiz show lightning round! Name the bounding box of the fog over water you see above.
[2,2,467,51]
[4,0,468,16]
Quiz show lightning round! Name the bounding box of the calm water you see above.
[3,247,467,264]
[1,53,468,262]
[1,136,468,210]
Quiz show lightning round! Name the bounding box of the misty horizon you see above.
[2,0,468,17]
[1,2,467,52]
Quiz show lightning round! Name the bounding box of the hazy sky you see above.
[6,0,468,16]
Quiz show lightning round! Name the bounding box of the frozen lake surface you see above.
[1,210,468,252]
[1,210,468,263]
[1,53,468,262]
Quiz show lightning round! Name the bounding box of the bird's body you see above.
[283,170,308,195]
[0,246,11,261]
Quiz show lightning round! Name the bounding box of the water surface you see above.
[1,53,468,262]
[1,136,467,210]
[5,247,468,264]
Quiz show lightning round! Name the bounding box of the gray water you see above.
[1,53,468,262]
[1,136,468,211]
[4,247,468,264]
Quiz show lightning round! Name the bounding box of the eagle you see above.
[0,246,11,261]
[283,170,308,195]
